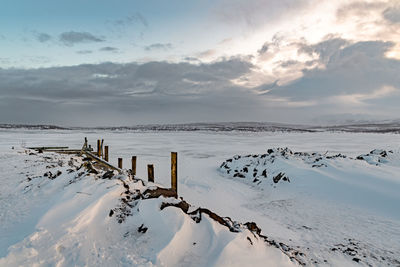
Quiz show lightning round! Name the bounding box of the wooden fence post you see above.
[118,158,123,169]
[131,156,137,176]
[147,164,154,182]
[100,139,104,158]
[97,140,101,157]
[104,146,109,162]
[171,152,178,196]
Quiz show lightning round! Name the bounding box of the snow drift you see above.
[0,150,299,267]
[219,147,400,266]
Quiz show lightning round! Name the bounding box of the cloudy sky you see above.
[0,0,399,126]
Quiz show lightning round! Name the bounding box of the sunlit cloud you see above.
[333,85,398,105]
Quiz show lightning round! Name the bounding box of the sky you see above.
[0,0,399,126]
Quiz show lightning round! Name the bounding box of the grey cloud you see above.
[216,0,309,28]
[0,58,261,126]
[0,58,11,64]
[59,31,104,46]
[2,39,399,126]
[106,13,148,40]
[336,1,386,21]
[144,43,173,51]
[112,13,148,27]
[383,5,400,23]
[279,60,300,68]
[36,33,52,43]
[99,47,119,52]
[183,57,201,62]
[299,37,349,63]
[265,40,400,104]
[76,50,93,54]
[197,49,217,58]
[258,43,269,55]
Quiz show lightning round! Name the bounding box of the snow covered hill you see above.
[219,148,400,266]
[0,149,299,267]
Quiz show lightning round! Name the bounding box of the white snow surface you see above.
[0,129,400,266]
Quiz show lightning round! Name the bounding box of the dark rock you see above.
[88,168,98,174]
[143,187,177,199]
[138,224,148,233]
[122,183,130,190]
[187,208,239,232]
[109,210,114,217]
[102,170,114,179]
[244,222,261,235]
[261,169,267,178]
[160,200,190,213]
[273,172,285,183]
[233,173,245,178]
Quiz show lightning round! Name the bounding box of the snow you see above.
[0,129,399,266]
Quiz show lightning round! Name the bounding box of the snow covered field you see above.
[0,129,399,266]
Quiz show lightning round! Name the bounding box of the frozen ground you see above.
[0,129,399,266]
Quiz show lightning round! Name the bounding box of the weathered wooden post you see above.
[97,140,101,157]
[131,156,137,176]
[104,146,109,162]
[147,164,154,182]
[118,158,123,169]
[100,139,104,158]
[171,152,178,196]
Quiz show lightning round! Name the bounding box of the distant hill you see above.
[0,124,68,130]
[1,121,400,133]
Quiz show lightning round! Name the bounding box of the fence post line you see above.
[131,156,137,176]
[171,152,178,197]
[97,140,101,157]
[104,146,109,162]
[118,158,123,169]
[147,164,154,182]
